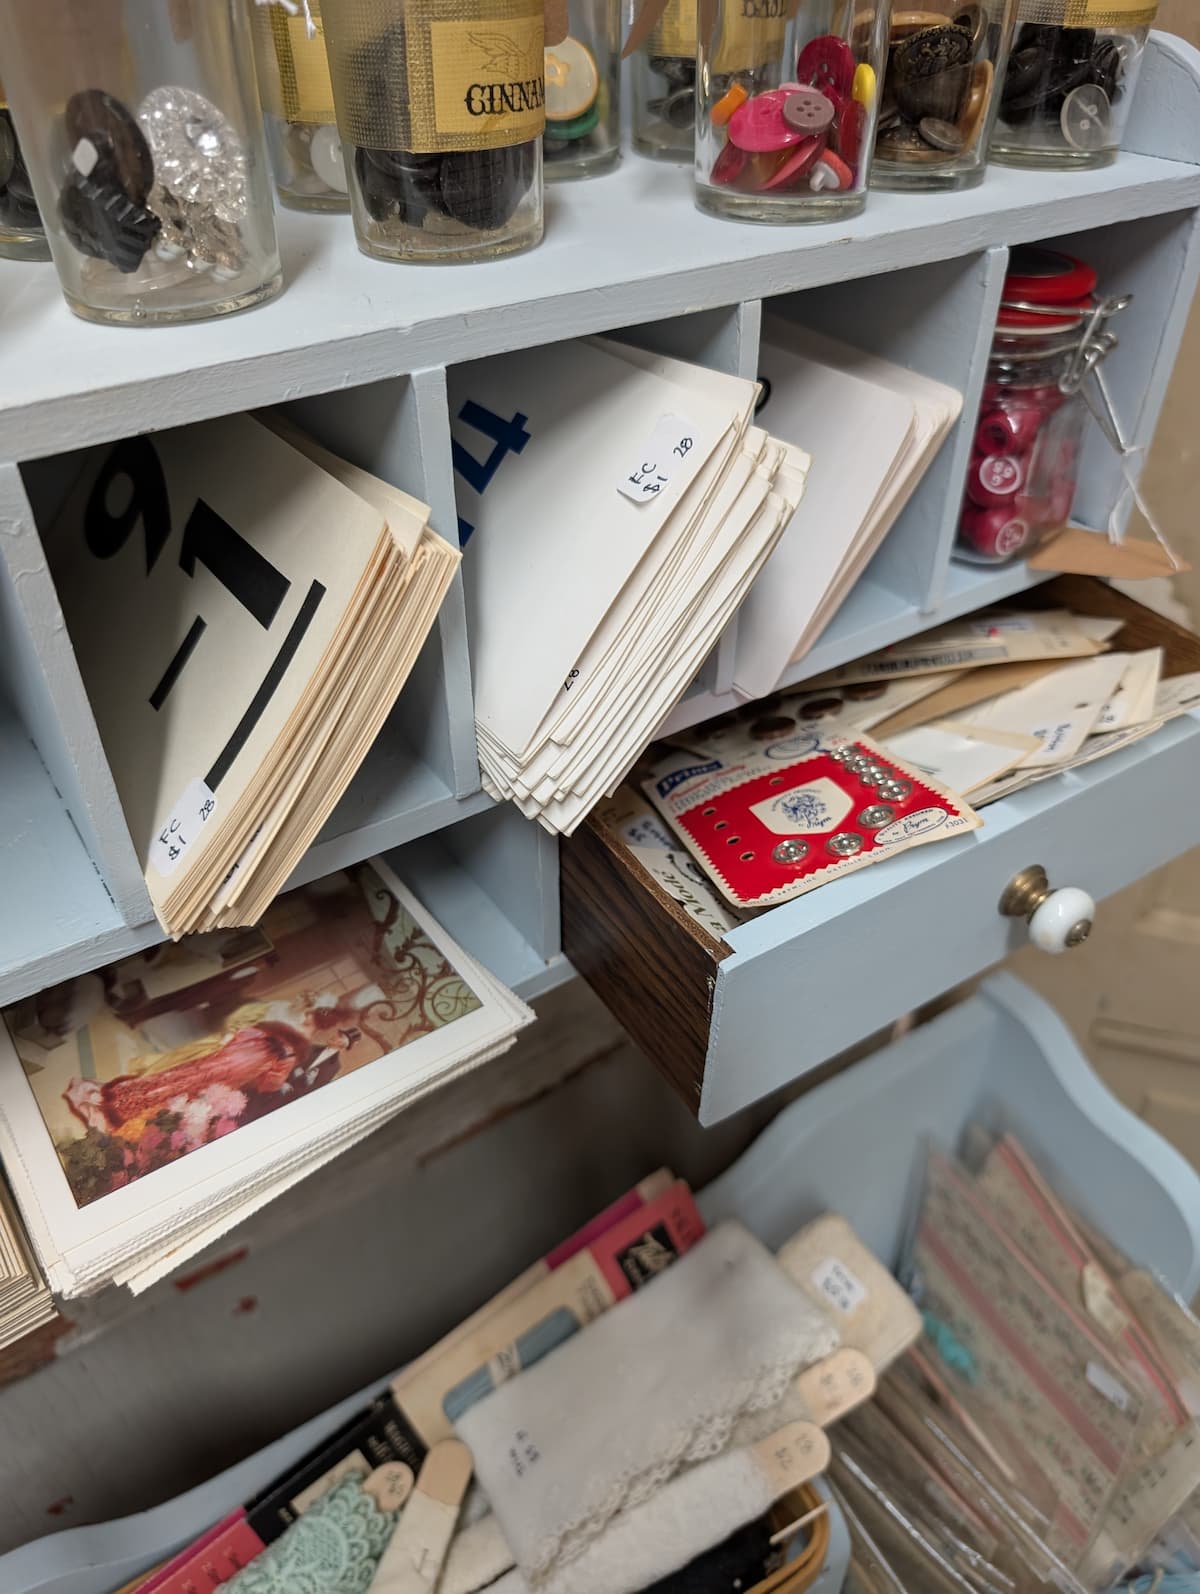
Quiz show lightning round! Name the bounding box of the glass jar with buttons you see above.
[0,0,281,323]
[694,0,888,223]
[991,0,1157,168]
[871,2,1019,191]
[631,0,698,162]
[323,0,544,262]
[544,0,621,179]
[956,248,1129,565]
[0,75,48,261]
[252,0,349,211]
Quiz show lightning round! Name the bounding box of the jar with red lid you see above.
[956,248,1128,564]
[694,2,888,224]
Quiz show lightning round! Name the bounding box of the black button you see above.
[64,89,155,205]
[439,143,533,231]
[60,172,160,272]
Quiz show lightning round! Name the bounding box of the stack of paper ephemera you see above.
[0,858,531,1296]
[453,337,811,835]
[46,414,460,937]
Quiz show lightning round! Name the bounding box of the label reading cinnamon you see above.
[710,0,787,74]
[425,14,545,148]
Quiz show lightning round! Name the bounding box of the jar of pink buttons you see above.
[694,2,888,223]
[956,247,1129,565]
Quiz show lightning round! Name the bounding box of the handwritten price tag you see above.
[617,413,698,504]
[150,778,218,877]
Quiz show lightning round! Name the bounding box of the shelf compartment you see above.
[1,33,1197,464]
[563,577,1200,1123]
[763,248,1008,615]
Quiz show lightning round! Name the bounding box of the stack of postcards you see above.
[0,858,532,1296]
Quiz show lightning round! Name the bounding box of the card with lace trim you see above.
[454,1222,840,1588]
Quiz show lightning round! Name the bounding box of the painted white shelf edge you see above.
[0,32,1198,463]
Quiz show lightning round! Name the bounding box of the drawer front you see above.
[561,577,1200,1123]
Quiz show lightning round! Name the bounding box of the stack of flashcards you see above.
[46,414,460,937]
[0,858,531,1296]
[733,319,962,701]
[453,337,811,835]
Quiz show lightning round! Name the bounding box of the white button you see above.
[310,124,348,192]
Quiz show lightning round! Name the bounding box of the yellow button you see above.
[852,62,876,108]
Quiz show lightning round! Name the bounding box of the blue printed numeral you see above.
[452,400,532,546]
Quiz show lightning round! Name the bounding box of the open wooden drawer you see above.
[561,576,1200,1124]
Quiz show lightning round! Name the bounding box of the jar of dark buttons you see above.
[0,1,281,324]
[252,0,350,211]
[956,248,1129,564]
[694,1,888,223]
[323,0,544,262]
[872,2,1018,191]
[0,75,48,261]
[544,0,621,180]
[991,0,1156,168]
[631,0,698,162]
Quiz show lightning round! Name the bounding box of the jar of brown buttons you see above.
[872,1,1019,191]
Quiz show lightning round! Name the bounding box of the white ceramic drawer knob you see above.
[999,865,1095,954]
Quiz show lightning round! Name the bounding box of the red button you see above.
[762,136,826,189]
[711,139,749,185]
[796,35,856,99]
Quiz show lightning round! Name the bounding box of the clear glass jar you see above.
[991,1,1156,169]
[695,1,887,224]
[0,0,281,325]
[631,0,697,163]
[0,75,49,261]
[872,1,1018,192]
[252,0,349,210]
[322,0,544,263]
[956,248,1128,565]
[544,0,621,180]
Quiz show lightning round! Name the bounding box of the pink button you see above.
[728,92,803,153]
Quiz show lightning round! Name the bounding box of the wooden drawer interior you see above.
[561,575,1200,1116]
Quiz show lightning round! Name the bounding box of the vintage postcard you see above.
[3,863,482,1209]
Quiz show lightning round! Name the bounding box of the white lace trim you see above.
[524,1358,802,1585]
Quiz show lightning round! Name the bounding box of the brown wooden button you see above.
[65,89,154,205]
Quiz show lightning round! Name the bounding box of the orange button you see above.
[710,83,748,127]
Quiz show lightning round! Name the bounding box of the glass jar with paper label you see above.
[631,0,698,162]
[956,249,1129,564]
[252,0,349,211]
[0,75,49,261]
[991,0,1156,168]
[872,1,1019,192]
[694,1,888,223]
[544,0,621,179]
[0,1,281,324]
[322,0,544,262]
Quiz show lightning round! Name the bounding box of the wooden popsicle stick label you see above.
[752,1420,832,1494]
[363,1462,416,1512]
[369,1441,473,1594]
[796,1348,877,1426]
